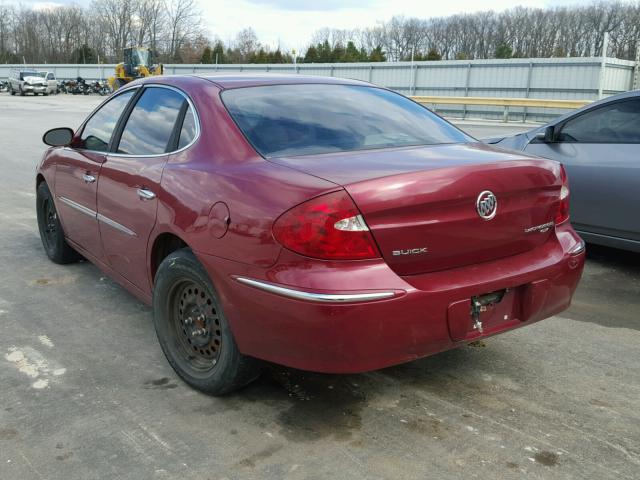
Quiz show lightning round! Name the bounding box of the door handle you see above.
[137,188,156,200]
[82,173,96,184]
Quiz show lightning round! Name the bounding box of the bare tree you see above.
[166,0,202,61]
[2,2,640,65]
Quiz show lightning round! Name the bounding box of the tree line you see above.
[0,1,639,65]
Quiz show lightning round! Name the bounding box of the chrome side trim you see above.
[96,213,137,237]
[235,277,397,303]
[58,196,97,218]
[57,196,137,236]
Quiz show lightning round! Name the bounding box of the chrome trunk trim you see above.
[234,277,397,303]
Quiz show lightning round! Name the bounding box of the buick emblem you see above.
[476,190,497,220]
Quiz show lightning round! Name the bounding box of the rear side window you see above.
[221,84,472,158]
[80,90,136,152]
[117,87,185,155]
[560,99,640,143]
[178,107,197,150]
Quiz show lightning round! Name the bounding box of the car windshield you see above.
[19,72,39,80]
[221,84,473,158]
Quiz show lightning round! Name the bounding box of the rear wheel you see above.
[153,249,262,395]
[36,182,79,264]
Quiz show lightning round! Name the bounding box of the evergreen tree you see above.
[369,46,386,62]
[495,43,513,59]
[304,45,319,63]
[212,41,226,64]
[425,48,442,61]
[72,44,97,64]
[343,41,361,62]
[201,46,213,63]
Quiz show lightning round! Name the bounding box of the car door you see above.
[53,89,137,259]
[524,98,640,242]
[97,86,192,292]
[46,73,56,92]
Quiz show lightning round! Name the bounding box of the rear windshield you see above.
[221,84,472,158]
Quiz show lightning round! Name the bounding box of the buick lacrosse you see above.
[36,74,585,394]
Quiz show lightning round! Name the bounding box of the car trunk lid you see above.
[269,143,562,275]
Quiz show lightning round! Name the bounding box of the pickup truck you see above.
[9,69,58,96]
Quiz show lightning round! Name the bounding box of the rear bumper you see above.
[197,223,585,373]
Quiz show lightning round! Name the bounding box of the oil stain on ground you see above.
[236,444,284,468]
[143,377,178,390]
[534,451,559,466]
[237,366,367,442]
[0,427,18,439]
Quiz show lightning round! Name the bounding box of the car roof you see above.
[191,73,371,89]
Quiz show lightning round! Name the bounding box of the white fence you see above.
[2,57,637,121]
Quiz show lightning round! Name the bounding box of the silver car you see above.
[487,90,640,253]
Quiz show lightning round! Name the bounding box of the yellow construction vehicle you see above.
[108,47,163,91]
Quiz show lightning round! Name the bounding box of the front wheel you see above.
[36,182,79,264]
[153,249,262,395]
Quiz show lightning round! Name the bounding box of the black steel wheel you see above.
[171,279,223,371]
[153,248,262,395]
[36,182,79,264]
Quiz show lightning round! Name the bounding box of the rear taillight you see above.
[555,165,570,225]
[273,190,381,260]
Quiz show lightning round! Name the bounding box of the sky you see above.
[203,0,589,51]
[22,0,592,51]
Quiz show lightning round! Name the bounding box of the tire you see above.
[19,87,25,96]
[10,88,15,96]
[36,182,79,264]
[153,248,262,395]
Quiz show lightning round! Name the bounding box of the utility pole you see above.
[598,31,609,99]
[410,46,415,96]
[633,41,640,90]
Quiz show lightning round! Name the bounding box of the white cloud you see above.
[202,0,556,51]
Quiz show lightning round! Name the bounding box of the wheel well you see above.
[36,174,46,187]
[150,233,188,284]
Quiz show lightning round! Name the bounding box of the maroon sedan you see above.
[36,74,585,394]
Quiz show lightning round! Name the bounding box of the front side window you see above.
[79,90,136,152]
[559,99,640,143]
[221,84,472,158]
[117,87,185,155]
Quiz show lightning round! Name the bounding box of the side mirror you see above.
[43,127,74,147]
[534,125,556,143]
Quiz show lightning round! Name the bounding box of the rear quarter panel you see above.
[151,78,340,270]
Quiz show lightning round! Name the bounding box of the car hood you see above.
[483,129,543,151]
[23,76,46,83]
